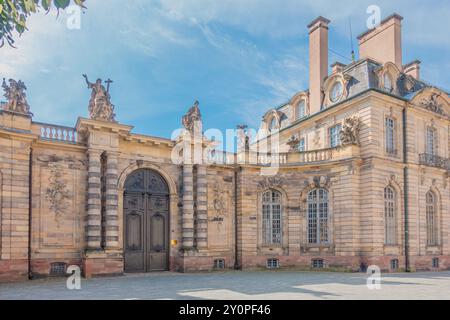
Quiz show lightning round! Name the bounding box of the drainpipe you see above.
[233,166,240,270]
[28,147,33,279]
[402,107,410,272]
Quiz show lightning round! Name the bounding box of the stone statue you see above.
[287,135,300,151]
[83,74,116,122]
[237,124,250,151]
[1,78,32,116]
[182,100,202,135]
[340,116,361,146]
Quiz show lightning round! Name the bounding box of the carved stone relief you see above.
[340,115,361,146]
[45,166,70,227]
[257,177,284,191]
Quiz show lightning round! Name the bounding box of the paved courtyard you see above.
[1,270,450,300]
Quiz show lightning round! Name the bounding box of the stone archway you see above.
[123,169,170,272]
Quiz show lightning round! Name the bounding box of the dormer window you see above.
[280,113,289,129]
[383,73,393,92]
[330,82,343,103]
[297,100,306,119]
[269,117,278,132]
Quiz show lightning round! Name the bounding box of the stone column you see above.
[87,149,102,250]
[105,151,119,249]
[196,165,208,249]
[182,164,195,249]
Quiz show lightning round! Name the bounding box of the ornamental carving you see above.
[419,93,447,117]
[182,100,202,135]
[83,74,116,122]
[340,115,361,146]
[1,78,32,116]
[210,183,227,230]
[287,135,300,151]
[46,167,70,228]
[258,177,284,191]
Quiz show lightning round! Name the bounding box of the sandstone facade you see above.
[0,13,449,281]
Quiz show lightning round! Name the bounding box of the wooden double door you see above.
[124,169,170,272]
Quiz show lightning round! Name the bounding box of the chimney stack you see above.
[331,61,346,74]
[358,13,403,68]
[308,16,330,115]
[403,60,421,80]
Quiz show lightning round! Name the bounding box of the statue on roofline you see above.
[1,78,32,116]
[182,100,202,135]
[83,74,116,122]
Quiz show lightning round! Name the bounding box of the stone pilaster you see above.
[182,164,195,249]
[86,149,102,250]
[105,151,119,249]
[196,165,208,249]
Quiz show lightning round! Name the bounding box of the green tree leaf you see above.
[0,0,86,47]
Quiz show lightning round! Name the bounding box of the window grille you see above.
[385,117,396,154]
[297,100,306,119]
[50,262,67,276]
[329,124,342,148]
[267,259,279,269]
[311,259,324,269]
[308,189,329,244]
[432,258,439,269]
[426,191,438,246]
[214,259,225,269]
[262,190,282,245]
[384,186,397,245]
[298,138,305,152]
[390,259,399,270]
[426,127,437,156]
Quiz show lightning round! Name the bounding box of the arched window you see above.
[297,100,306,119]
[307,188,329,244]
[269,117,278,132]
[384,186,397,245]
[426,191,438,246]
[383,73,393,92]
[262,190,282,245]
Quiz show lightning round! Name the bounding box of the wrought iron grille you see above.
[419,153,450,171]
[311,259,324,269]
[50,262,67,276]
[266,259,279,269]
[213,259,225,269]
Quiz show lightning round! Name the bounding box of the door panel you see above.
[124,169,169,273]
[124,194,145,272]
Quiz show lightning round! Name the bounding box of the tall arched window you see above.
[307,189,329,244]
[384,186,397,245]
[269,117,278,132]
[297,100,306,119]
[426,191,438,246]
[262,190,282,245]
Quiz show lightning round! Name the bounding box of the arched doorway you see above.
[124,169,169,272]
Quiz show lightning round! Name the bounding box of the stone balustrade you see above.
[207,145,360,166]
[34,122,78,143]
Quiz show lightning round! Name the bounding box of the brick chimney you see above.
[358,13,403,68]
[403,60,421,80]
[308,16,330,114]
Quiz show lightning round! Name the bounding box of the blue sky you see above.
[1,0,449,139]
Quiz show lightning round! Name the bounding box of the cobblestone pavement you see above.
[1,270,450,300]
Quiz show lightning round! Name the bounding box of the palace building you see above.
[0,13,449,281]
